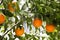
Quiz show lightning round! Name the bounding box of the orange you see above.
[12,2,19,11]
[8,2,15,13]
[46,24,55,32]
[15,27,24,36]
[33,18,42,28]
[0,14,5,24]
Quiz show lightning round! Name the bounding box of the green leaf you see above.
[2,9,13,17]
[0,5,4,8]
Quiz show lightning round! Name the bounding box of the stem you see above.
[0,21,20,40]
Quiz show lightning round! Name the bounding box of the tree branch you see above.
[0,21,20,40]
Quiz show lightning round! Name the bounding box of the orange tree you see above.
[0,0,60,40]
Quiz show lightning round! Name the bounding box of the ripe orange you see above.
[0,13,5,24]
[8,2,15,13]
[33,18,42,28]
[15,27,24,36]
[46,24,55,32]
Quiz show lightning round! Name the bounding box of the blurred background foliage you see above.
[0,0,60,40]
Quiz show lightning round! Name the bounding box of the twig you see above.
[0,21,20,40]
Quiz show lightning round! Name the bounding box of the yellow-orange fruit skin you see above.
[46,24,55,32]
[15,27,24,36]
[0,14,5,24]
[8,3,15,13]
[33,18,42,28]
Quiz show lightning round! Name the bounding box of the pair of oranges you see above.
[0,13,24,36]
[33,18,55,32]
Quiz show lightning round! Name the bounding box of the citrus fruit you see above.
[33,18,42,28]
[8,2,15,13]
[15,27,24,36]
[46,24,55,32]
[12,2,19,11]
[0,13,5,24]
